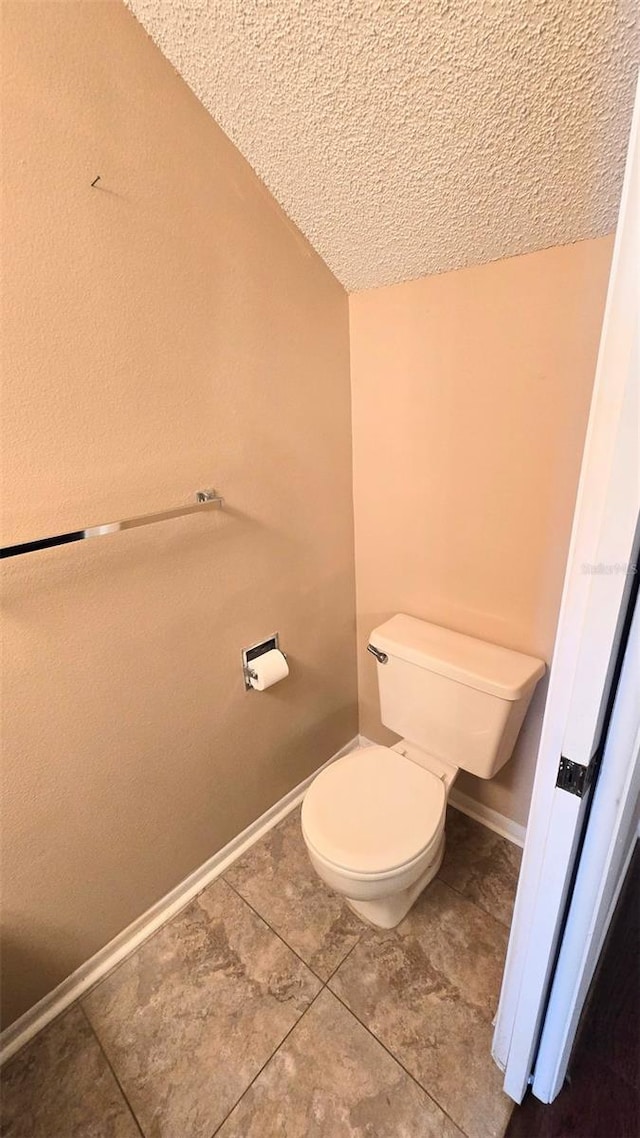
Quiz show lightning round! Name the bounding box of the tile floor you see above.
[1,805,521,1138]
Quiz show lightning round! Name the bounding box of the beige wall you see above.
[0,0,617,1032]
[0,1,356,1026]
[350,237,613,827]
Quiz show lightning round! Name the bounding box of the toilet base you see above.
[344,832,446,929]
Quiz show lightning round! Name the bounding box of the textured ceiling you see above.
[127,0,639,291]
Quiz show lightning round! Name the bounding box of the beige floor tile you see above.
[5,806,521,1138]
[82,878,320,1138]
[329,878,513,1138]
[0,1004,140,1138]
[217,989,465,1138]
[439,808,522,927]
[225,807,365,979]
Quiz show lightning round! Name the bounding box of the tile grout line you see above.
[221,873,365,985]
[208,987,328,1138]
[7,803,516,1138]
[210,876,368,1136]
[222,828,508,1135]
[78,1002,147,1138]
[324,930,465,1127]
[8,868,509,1076]
[4,871,239,1069]
[16,802,347,1052]
[326,983,471,1138]
[221,875,328,981]
[49,878,264,1042]
[80,870,340,1138]
[53,821,511,1137]
[222,864,476,1130]
[435,872,515,932]
[81,854,338,1030]
[214,869,370,1134]
[14,847,366,1137]
[323,930,365,985]
[43,876,504,1138]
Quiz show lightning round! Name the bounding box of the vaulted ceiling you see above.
[127,1,639,291]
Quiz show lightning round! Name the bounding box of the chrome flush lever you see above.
[367,643,389,665]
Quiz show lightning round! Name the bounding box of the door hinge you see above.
[556,754,597,798]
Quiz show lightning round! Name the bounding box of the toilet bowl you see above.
[301,744,452,928]
[301,613,546,929]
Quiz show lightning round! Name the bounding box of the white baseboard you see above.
[0,734,360,1067]
[447,787,526,847]
[359,735,526,847]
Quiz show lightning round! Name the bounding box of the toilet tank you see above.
[369,614,546,779]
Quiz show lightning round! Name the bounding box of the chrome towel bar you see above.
[0,489,224,560]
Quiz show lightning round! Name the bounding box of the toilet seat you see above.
[303,823,442,886]
[301,746,446,877]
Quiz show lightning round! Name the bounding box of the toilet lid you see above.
[301,746,446,875]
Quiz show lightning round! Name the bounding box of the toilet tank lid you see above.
[371,614,546,700]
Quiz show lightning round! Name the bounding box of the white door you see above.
[532,586,639,1103]
[493,79,639,1104]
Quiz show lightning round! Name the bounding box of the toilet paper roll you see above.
[249,648,289,691]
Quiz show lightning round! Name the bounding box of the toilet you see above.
[301,614,545,929]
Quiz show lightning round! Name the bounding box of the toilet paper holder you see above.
[242,633,286,690]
